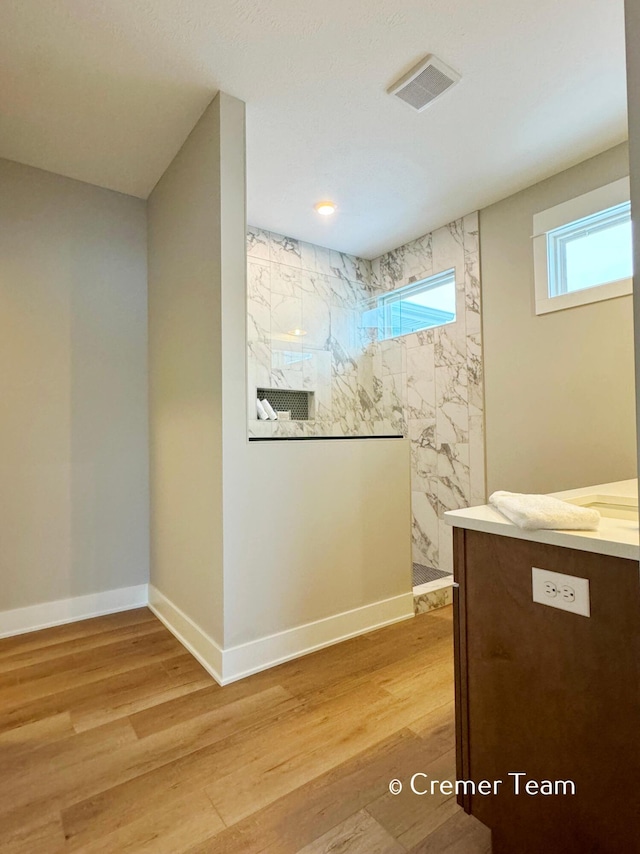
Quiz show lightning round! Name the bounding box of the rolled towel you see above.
[489,491,600,531]
[256,399,269,420]
[261,398,278,421]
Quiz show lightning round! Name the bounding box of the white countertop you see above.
[445,479,640,561]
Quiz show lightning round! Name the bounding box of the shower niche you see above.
[256,388,315,421]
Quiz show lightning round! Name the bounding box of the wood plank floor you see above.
[0,606,491,853]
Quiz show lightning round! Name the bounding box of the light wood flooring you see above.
[0,605,491,853]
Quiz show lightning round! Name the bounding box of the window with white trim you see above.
[361,269,456,340]
[533,177,633,315]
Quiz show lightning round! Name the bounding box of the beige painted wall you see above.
[214,94,412,648]
[625,0,640,478]
[148,92,412,656]
[481,142,636,495]
[147,96,225,645]
[0,158,149,611]
[223,438,412,648]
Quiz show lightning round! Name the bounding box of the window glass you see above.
[533,178,632,315]
[364,269,456,340]
[548,202,632,296]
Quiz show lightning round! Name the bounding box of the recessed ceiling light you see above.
[287,328,307,336]
[315,201,336,216]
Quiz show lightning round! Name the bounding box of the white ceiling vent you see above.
[389,55,461,112]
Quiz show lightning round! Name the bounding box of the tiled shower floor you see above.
[412,562,453,587]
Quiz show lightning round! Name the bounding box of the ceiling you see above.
[0,0,629,258]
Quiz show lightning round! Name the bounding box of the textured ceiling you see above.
[0,0,629,257]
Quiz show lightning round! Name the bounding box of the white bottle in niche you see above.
[261,399,278,420]
[256,399,269,420]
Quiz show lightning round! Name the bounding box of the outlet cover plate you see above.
[532,567,590,617]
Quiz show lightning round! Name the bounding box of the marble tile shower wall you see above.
[370,213,485,574]
[246,214,485,574]
[246,226,385,438]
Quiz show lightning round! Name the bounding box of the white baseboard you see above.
[0,584,149,640]
[221,592,415,684]
[147,585,224,684]
[148,585,414,686]
[1,582,414,686]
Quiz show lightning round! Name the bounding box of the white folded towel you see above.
[489,491,600,531]
[256,399,269,420]
[260,398,278,421]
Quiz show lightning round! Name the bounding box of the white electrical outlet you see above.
[532,567,590,617]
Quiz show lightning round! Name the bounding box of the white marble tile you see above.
[413,576,453,596]
[247,304,271,348]
[303,349,332,421]
[437,519,454,574]
[435,325,467,371]
[329,249,359,283]
[328,252,371,287]
[469,413,486,506]
[467,332,483,418]
[406,343,436,420]
[248,419,273,439]
[356,296,378,348]
[247,341,271,389]
[378,246,406,289]
[270,363,303,390]
[437,443,471,511]
[412,489,440,567]
[247,226,270,261]
[357,351,381,423]
[435,363,469,444]
[269,231,302,268]
[299,240,319,274]
[302,293,331,350]
[437,441,470,485]
[401,232,433,284]
[358,419,376,435]
[356,256,374,286]
[462,211,479,256]
[330,276,367,308]
[330,307,359,364]
[437,474,470,515]
[463,212,481,339]
[271,264,302,298]
[404,327,435,349]
[272,420,305,438]
[303,420,333,437]
[414,586,453,614]
[409,418,438,491]
[381,338,405,376]
[271,291,302,342]
[382,372,407,435]
[369,256,382,291]
[464,251,482,337]
[299,270,332,304]
[440,283,468,356]
[247,284,270,348]
[331,371,361,434]
[314,243,335,277]
[247,258,270,302]
[432,219,465,272]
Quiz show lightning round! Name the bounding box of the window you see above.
[362,269,456,340]
[533,178,633,315]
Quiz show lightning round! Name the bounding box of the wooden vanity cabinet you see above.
[453,526,640,854]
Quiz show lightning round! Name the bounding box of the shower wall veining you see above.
[246,213,485,574]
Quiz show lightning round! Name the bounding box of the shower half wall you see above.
[247,213,485,574]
